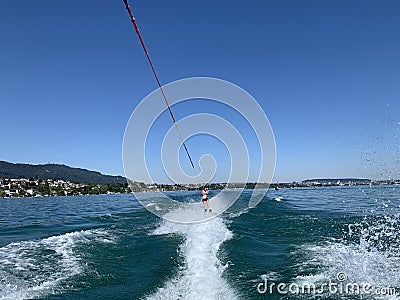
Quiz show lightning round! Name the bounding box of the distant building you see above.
[302,178,371,186]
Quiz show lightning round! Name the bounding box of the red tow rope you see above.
[122,0,195,169]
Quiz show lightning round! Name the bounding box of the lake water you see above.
[1,185,399,299]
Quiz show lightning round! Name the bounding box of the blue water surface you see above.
[0,185,399,299]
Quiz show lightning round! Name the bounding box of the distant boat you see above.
[274,186,281,190]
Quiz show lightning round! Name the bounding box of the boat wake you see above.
[0,229,114,300]
[147,216,237,300]
[293,214,400,298]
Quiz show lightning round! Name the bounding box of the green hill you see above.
[0,161,126,184]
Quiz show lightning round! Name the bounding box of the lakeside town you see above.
[0,177,399,198]
[0,177,130,198]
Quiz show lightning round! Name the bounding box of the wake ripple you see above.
[0,229,113,300]
[148,217,237,300]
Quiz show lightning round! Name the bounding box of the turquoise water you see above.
[1,185,399,299]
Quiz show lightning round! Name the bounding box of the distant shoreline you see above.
[2,161,399,198]
[1,177,399,199]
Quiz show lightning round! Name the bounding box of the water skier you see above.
[201,187,211,212]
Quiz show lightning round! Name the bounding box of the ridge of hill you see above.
[0,161,126,184]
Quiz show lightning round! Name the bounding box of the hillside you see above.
[0,161,126,184]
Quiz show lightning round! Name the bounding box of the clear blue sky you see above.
[1,0,399,182]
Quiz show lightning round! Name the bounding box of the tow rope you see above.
[122,0,195,169]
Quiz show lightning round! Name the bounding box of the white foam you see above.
[147,217,237,300]
[160,195,234,223]
[303,242,400,288]
[0,229,112,300]
[228,207,249,219]
[249,271,282,284]
[295,216,400,298]
[139,189,244,223]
